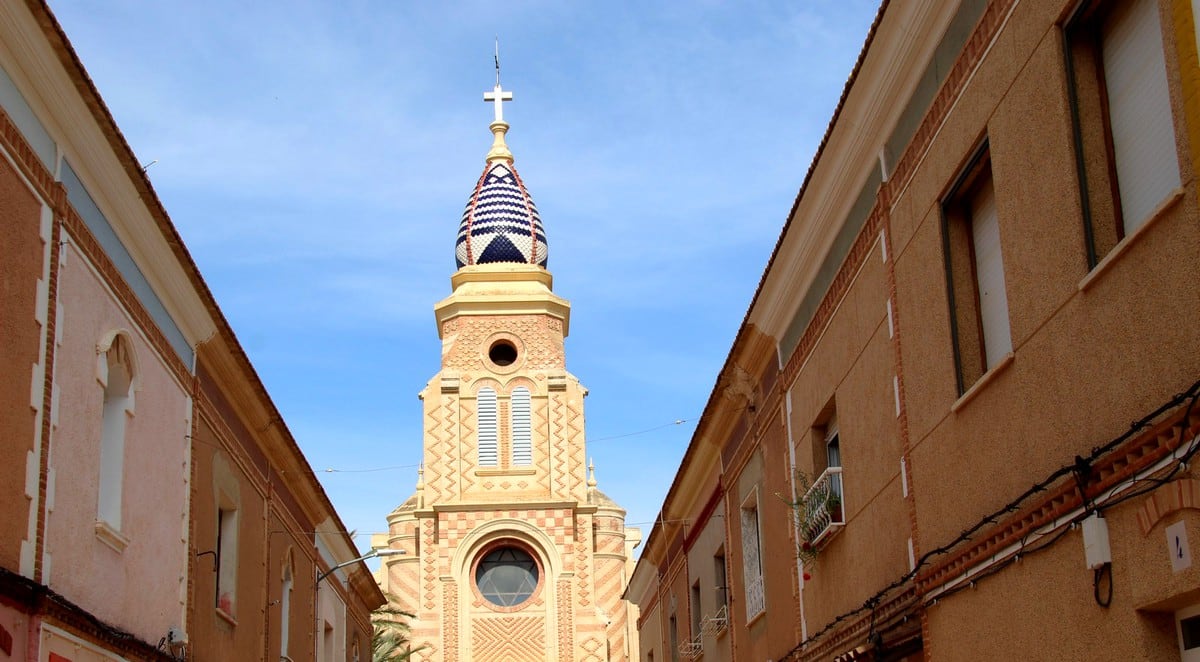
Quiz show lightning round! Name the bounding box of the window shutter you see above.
[970,177,1012,368]
[477,388,498,467]
[1103,0,1180,234]
[511,387,532,466]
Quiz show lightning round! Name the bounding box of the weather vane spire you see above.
[483,38,514,163]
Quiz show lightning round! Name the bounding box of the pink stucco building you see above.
[0,2,383,660]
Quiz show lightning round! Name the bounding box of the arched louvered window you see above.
[511,387,532,466]
[477,388,498,467]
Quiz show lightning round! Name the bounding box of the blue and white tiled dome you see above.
[455,161,548,269]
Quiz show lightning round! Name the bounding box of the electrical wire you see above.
[781,378,1200,661]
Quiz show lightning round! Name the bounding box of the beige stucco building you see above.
[629,0,1200,660]
[373,85,640,661]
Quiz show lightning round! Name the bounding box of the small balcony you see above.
[700,604,728,637]
[800,466,844,547]
[679,635,703,660]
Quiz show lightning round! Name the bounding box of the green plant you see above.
[371,594,426,662]
[778,470,842,567]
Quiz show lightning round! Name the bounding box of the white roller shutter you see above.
[970,177,1012,368]
[1103,0,1180,234]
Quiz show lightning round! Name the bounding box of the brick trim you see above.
[917,402,1200,592]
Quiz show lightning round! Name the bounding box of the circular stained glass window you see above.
[475,545,539,608]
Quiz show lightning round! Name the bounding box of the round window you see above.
[488,340,518,367]
[475,545,539,608]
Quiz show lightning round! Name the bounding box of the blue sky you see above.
[50,1,880,555]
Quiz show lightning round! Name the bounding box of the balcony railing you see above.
[701,604,728,637]
[679,635,703,660]
[744,574,765,619]
[800,466,844,546]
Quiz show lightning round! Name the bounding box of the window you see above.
[98,333,134,532]
[668,613,679,662]
[713,550,728,609]
[510,387,532,466]
[1178,603,1200,661]
[740,490,765,619]
[474,544,539,608]
[942,145,1012,394]
[1065,0,1181,266]
[280,552,293,658]
[477,388,498,467]
[216,502,238,615]
[690,581,702,640]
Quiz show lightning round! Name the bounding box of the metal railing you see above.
[701,604,728,637]
[679,635,703,660]
[744,574,765,619]
[801,466,844,546]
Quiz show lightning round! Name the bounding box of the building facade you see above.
[372,85,640,662]
[629,0,1200,660]
[0,2,383,660]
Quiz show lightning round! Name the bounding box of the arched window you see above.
[477,388,498,467]
[98,333,134,530]
[510,387,532,466]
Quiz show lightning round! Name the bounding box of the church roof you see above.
[455,160,548,269]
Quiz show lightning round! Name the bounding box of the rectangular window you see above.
[1065,0,1181,265]
[216,505,238,615]
[942,144,1012,394]
[690,581,702,639]
[713,550,727,610]
[1177,603,1200,661]
[740,491,765,619]
[668,614,679,662]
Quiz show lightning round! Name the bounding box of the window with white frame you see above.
[1065,0,1181,265]
[477,387,499,467]
[510,386,532,466]
[1178,603,1200,662]
[97,333,134,532]
[740,489,765,620]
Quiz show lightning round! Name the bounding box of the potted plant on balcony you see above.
[778,470,840,565]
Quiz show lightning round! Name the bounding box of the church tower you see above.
[373,75,640,662]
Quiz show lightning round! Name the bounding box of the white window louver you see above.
[477,388,498,467]
[1102,0,1180,235]
[511,387,532,466]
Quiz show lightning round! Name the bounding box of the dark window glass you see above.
[1182,614,1200,649]
[475,546,538,607]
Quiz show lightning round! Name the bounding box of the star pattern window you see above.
[475,546,539,608]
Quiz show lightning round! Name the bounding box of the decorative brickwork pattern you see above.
[557,578,574,661]
[470,616,545,662]
[437,508,574,547]
[575,515,592,608]
[580,636,605,662]
[443,580,460,661]
[442,315,564,372]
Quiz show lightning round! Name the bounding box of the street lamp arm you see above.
[317,548,405,585]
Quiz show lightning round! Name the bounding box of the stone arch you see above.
[1138,478,1200,534]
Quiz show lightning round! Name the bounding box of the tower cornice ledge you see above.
[433,264,571,338]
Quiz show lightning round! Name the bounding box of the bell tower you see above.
[374,71,640,662]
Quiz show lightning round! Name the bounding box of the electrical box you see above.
[1082,513,1112,570]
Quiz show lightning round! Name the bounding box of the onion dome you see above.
[454,80,549,269]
